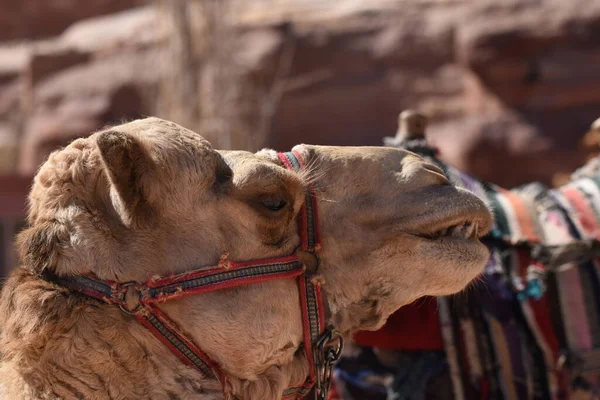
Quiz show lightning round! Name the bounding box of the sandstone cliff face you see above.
[0,0,146,40]
[0,0,599,188]
[0,6,167,175]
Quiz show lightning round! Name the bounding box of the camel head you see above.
[8,117,492,399]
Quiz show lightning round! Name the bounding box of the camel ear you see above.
[96,130,156,223]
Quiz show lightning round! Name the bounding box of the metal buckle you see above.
[117,282,143,315]
[313,328,344,400]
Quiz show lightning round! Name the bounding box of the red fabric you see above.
[517,251,567,395]
[479,378,490,400]
[328,378,343,400]
[353,299,444,350]
[517,257,560,358]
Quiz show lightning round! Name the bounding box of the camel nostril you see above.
[422,162,446,177]
[400,157,449,186]
[420,162,450,186]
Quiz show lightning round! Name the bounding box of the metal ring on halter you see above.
[117,282,143,315]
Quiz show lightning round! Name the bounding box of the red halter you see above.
[46,149,343,399]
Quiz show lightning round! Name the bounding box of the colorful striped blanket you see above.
[332,140,600,400]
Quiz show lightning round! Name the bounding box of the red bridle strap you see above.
[51,255,306,384]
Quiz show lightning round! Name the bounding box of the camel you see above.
[0,117,492,400]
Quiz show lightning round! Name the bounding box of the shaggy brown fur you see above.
[0,118,492,399]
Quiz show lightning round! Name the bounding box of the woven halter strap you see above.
[47,149,343,400]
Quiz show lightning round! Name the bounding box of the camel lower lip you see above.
[409,233,491,270]
[435,235,482,244]
[414,234,481,244]
[427,235,490,261]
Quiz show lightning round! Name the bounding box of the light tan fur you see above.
[0,118,492,399]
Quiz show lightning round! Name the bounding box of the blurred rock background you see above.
[1,0,600,272]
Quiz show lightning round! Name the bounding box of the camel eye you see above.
[262,198,287,211]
